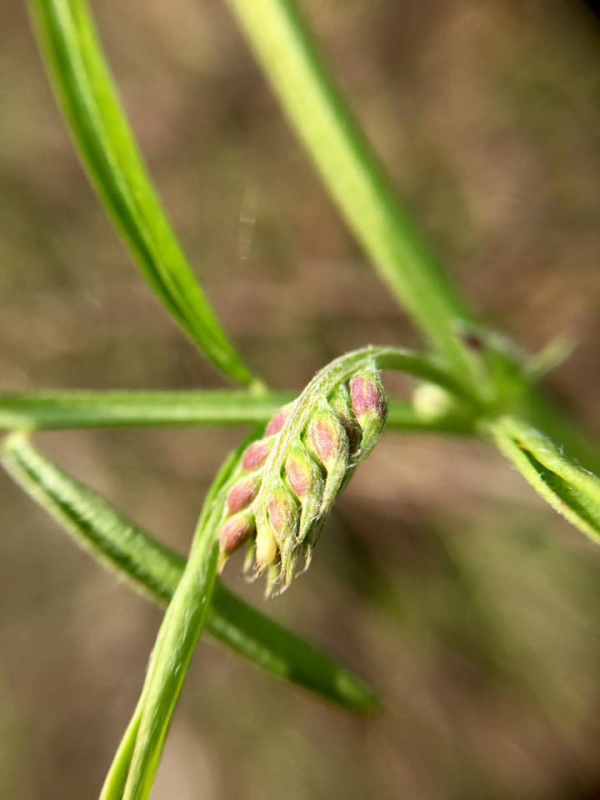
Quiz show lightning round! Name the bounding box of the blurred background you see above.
[2,1,600,797]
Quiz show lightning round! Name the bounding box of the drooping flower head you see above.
[217,360,387,596]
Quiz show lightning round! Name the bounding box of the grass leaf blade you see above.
[29,0,257,386]
[225,0,476,380]
[490,416,600,545]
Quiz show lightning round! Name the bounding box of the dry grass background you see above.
[2,1,600,798]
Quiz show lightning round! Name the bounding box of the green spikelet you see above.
[285,443,324,542]
[306,406,350,514]
[349,370,388,459]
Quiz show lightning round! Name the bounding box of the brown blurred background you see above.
[2,1,600,798]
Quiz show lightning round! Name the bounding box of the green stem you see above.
[0,385,476,434]
[106,436,254,799]
[122,525,219,800]
[0,390,292,431]
[225,0,477,382]
[100,708,142,800]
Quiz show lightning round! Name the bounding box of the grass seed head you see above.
[217,365,387,596]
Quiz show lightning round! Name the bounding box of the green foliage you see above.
[0,389,473,434]
[489,417,600,545]
[29,0,257,386]
[1,0,597,797]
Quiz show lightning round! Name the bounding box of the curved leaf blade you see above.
[29,0,257,386]
[1,434,378,713]
[490,416,600,545]
[121,533,218,799]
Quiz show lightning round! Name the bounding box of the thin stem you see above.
[0,385,476,434]
[29,0,258,386]
[0,390,292,431]
[107,436,253,799]
[100,707,142,800]
[122,528,219,799]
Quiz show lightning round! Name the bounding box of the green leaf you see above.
[224,0,479,385]
[0,389,474,434]
[28,0,258,387]
[520,389,600,478]
[1,434,378,713]
[489,416,600,545]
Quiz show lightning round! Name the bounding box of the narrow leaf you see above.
[520,389,600,478]
[224,0,478,383]
[0,389,473,434]
[29,0,257,387]
[1,434,377,713]
[490,416,600,545]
